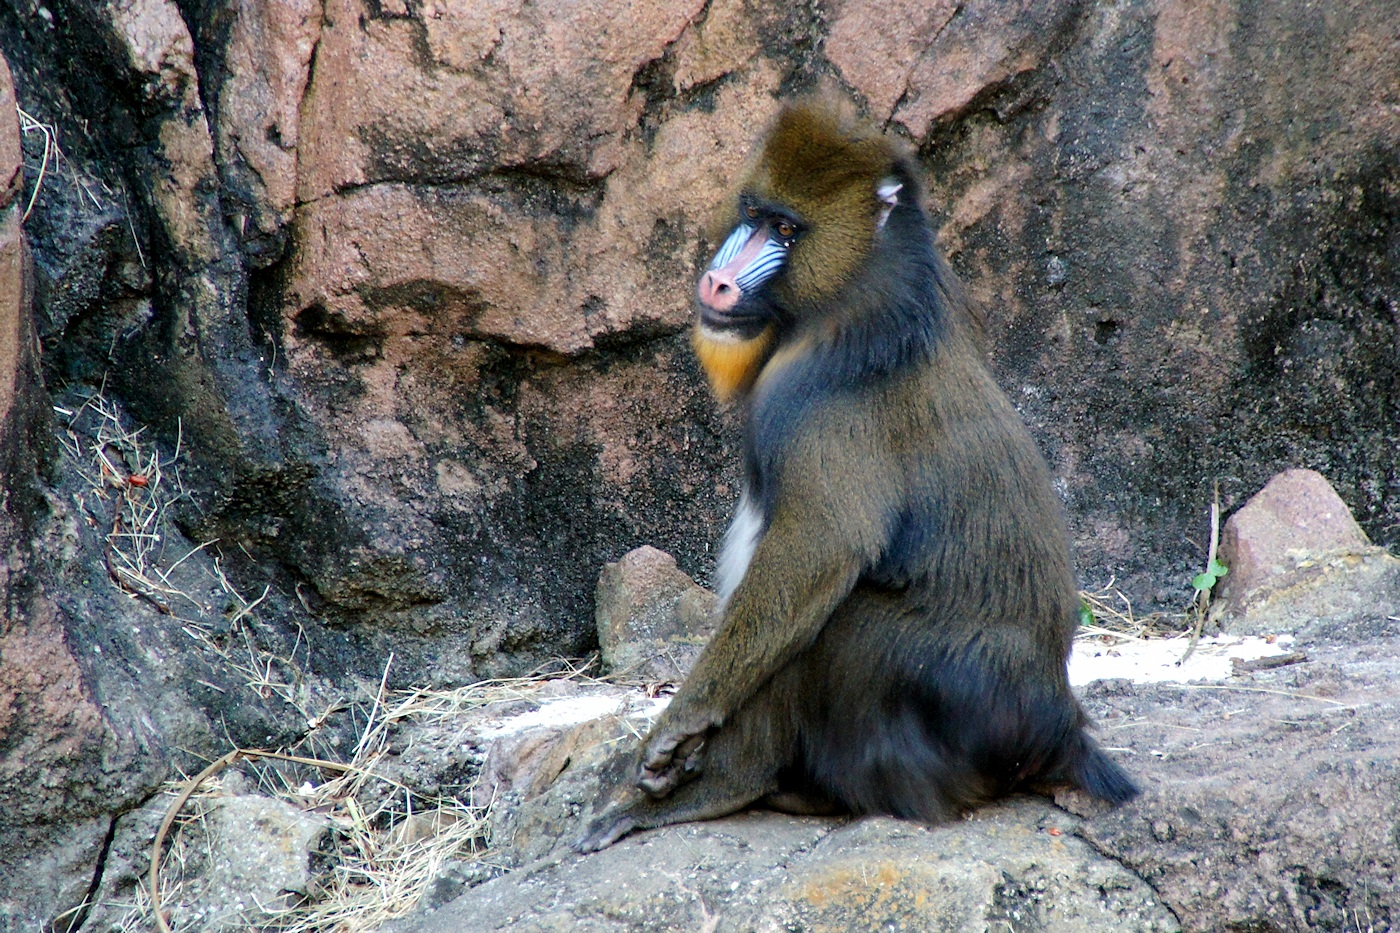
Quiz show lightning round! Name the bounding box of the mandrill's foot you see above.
[575,807,639,853]
[638,722,713,798]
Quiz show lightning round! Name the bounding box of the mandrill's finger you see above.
[674,731,707,766]
[637,765,679,798]
[641,732,682,772]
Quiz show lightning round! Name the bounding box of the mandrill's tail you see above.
[1064,733,1140,805]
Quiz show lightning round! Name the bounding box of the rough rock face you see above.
[909,0,1400,601]
[0,52,119,925]
[80,793,329,933]
[0,43,329,927]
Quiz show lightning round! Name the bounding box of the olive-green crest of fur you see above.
[746,98,904,304]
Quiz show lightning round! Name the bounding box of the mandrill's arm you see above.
[636,424,898,797]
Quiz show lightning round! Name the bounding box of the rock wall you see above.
[2,0,1396,667]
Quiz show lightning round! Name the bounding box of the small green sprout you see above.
[1191,558,1228,594]
[1077,598,1095,628]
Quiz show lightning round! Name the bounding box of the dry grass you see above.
[17,106,56,222]
[389,656,602,723]
[18,105,142,267]
[59,389,321,721]
[122,661,536,933]
[129,657,622,931]
[1076,579,1189,644]
[251,661,615,929]
[258,673,505,933]
[57,389,200,615]
[55,392,514,930]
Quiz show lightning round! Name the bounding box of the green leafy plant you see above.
[1180,483,1225,666]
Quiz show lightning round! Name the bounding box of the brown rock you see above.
[1220,468,1372,578]
[297,0,705,200]
[670,0,761,92]
[107,0,220,264]
[827,0,960,126]
[214,0,321,261]
[595,545,717,681]
[0,52,19,433]
[1213,469,1400,634]
[828,0,1079,138]
[286,67,779,357]
[0,44,64,765]
[10,0,1400,672]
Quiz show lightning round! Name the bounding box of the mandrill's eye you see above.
[745,204,760,220]
[775,221,796,240]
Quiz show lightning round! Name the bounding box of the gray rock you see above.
[185,794,328,930]
[486,711,658,869]
[81,791,327,933]
[388,686,1180,931]
[393,801,1177,932]
[394,637,1400,933]
[1078,640,1400,931]
[758,809,1177,933]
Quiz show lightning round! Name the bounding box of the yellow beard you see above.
[692,326,774,403]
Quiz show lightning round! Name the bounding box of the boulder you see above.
[1213,469,1400,635]
[397,805,1177,933]
[182,795,328,931]
[595,546,717,682]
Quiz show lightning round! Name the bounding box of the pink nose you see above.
[698,269,741,312]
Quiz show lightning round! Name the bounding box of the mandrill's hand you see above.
[637,716,716,798]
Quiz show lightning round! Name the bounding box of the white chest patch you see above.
[714,491,763,603]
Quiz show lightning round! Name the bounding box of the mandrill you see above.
[579,98,1137,851]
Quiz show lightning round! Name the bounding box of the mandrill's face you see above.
[695,194,803,336]
[690,105,905,402]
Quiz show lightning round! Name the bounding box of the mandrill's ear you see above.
[876,178,903,231]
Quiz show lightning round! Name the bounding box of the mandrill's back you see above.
[882,332,1082,656]
[786,330,1130,818]
[747,173,1081,659]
